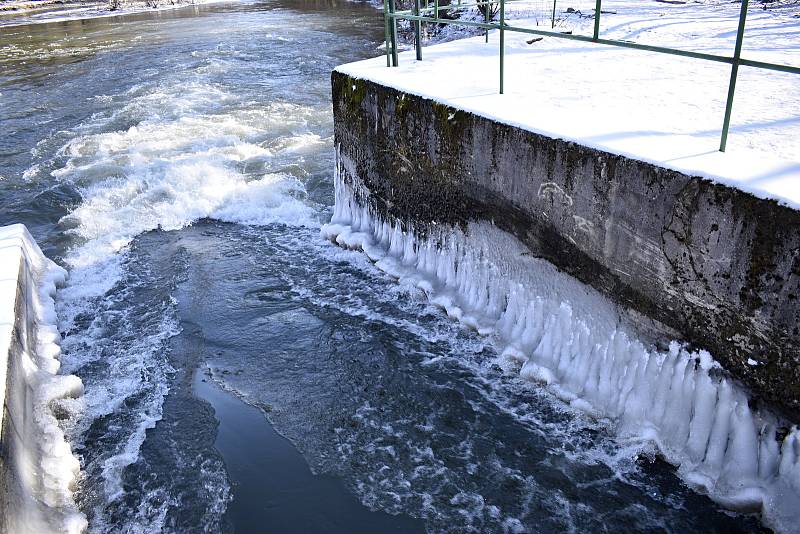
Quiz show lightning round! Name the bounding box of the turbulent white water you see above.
[322,154,800,533]
[54,83,317,270]
[45,61,325,531]
[53,77,321,308]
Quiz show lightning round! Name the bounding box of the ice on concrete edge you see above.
[0,224,86,534]
[321,154,800,533]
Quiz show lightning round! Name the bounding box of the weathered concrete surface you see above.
[332,71,800,418]
[0,240,37,534]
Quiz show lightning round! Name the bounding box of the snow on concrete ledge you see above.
[337,0,800,208]
[0,224,86,533]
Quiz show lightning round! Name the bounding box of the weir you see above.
[324,55,800,529]
[0,225,85,534]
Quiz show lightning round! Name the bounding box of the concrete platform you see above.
[332,0,800,414]
[330,69,800,418]
[341,0,800,207]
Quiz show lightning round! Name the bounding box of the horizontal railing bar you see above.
[387,13,799,75]
[399,0,558,15]
[739,58,800,75]
[394,3,494,15]
[392,14,494,29]
[504,23,736,63]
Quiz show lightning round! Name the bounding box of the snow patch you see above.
[0,0,235,28]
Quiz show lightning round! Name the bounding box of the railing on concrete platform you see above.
[382,0,800,152]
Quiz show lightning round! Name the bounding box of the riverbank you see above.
[0,0,226,27]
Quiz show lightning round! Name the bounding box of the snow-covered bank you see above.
[0,0,230,27]
[341,0,800,207]
[322,166,800,533]
[0,225,85,533]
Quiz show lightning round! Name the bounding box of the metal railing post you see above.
[384,0,391,67]
[414,0,423,60]
[425,0,430,44]
[593,0,601,41]
[485,0,490,43]
[500,0,505,93]
[720,0,749,152]
[389,0,399,66]
[434,0,439,22]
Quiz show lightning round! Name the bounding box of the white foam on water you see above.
[0,224,87,534]
[321,156,800,533]
[50,243,176,533]
[54,115,315,271]
[50,79,321,311]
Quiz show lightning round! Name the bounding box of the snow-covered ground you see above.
[343,0,800,207]
[0,0,231,27]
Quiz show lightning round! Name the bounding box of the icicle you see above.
[778,430,798,478]
[581,343,605,404]
[322,167,800,531]
[703,380,735,475]
[758,423,779,481]
[720,403,759,486]
[613,344,640,419]
[595,332,616,411]
[685,366,718,464]
[659,352,693,447]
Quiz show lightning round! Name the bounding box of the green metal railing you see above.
[382,0,800,152]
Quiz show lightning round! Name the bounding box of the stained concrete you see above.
[0,249,37,534]
[332,70,800,419]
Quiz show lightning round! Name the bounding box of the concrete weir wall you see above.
[331,71,800,418]
[0,224,84,533]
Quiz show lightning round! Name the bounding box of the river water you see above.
[0,1,768,532]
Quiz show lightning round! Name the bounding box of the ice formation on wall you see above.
[321,159,800,533]
[0,224,86,533]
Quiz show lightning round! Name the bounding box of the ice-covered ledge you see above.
[330,64,800,415]
[330,8,800,527]
[322,171,800,532]
[0,224,85,533]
